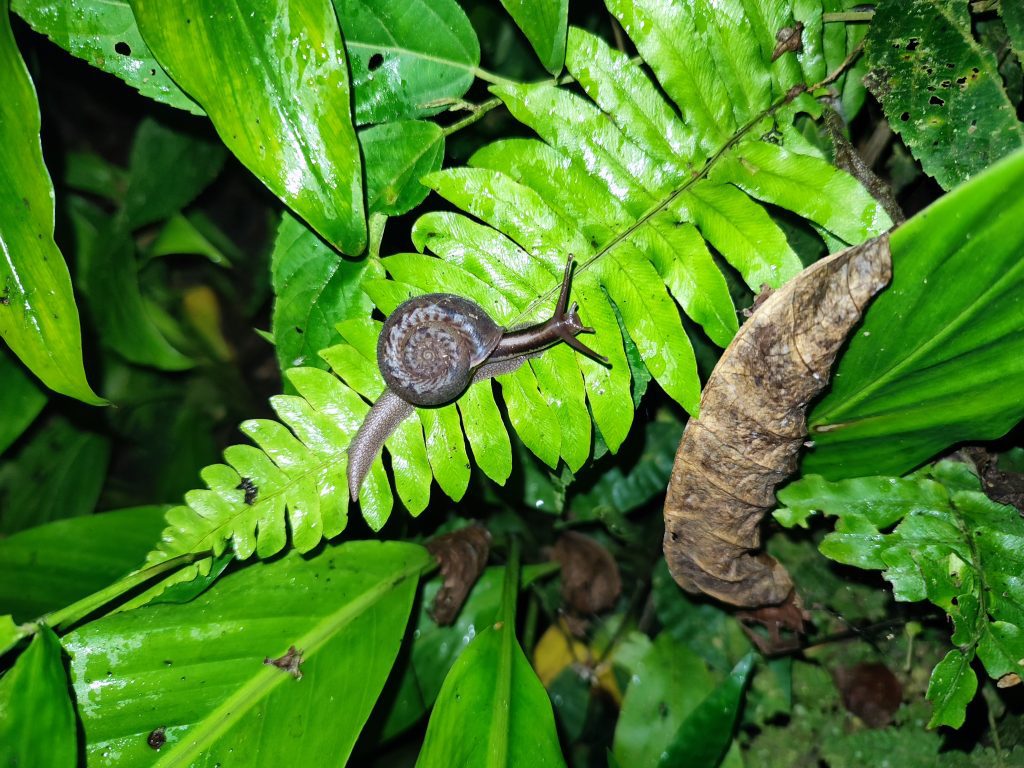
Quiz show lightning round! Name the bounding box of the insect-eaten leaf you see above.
[663,235,892,608]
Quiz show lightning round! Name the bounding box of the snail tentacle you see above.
[346,388,414,501]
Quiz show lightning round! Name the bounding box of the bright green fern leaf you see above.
[150,0,888,564]
[775,461,1024,729]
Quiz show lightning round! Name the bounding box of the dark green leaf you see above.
[0,626,77,767]
[64,152,129,202]
[805,148,1024,478]
[0,2,103,404]
[10,0,201,114]
[0,506,167,622]
[864,0,1024,190]
[147,212,236,267]
[499,0,568,74]
[0,346,45,456]
[122,118,226,229]
[131,0,366,254]
[612,632,715,767]
[335,0,480,125]
[78,218,194,370]
[0,416,110,535]
[68,540,429,765]
[361,120,445,216]
[271,213,382,373]
[658,654,753,768]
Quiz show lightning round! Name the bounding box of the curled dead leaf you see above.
[663,235,892,608]
[426,524,491,625]
[551,531,622,617]
[772,22,804,61]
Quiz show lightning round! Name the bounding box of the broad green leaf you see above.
[10,0,201,114]
[361,120,445,216]
[131,0,366,254]
[0,346,45,455]
[271,213,382,374]
[613,632,715,768]
[148,213,235,267]
[0,2,103,404]
[864,0,1024,190]
[334,0,480,125]
[658,654,753,768]
[64,152,130,203]
[499,0,568,74]
[416,557,564,767]
[776,464,1024,728]
[0,626,77,767]
[68,540,429,766]
[122,118,226,229]
[0,416,110,535]
[0,506,167,622]
[805,148,1024,478]
[1004,1,1024,65]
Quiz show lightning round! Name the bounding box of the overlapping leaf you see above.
[775,462,1024,729]
[151,0,887,562]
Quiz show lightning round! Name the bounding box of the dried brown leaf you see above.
[772,22,804,62]
[426,524,491,625]
[551,532,622,617]
[834,662,903,727]
[663,235,892,608]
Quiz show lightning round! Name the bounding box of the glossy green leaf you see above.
[0,626,77,767]
[864,0,1024,190]
[499,0,568,74]
[10,0,201,114]
[68,540,429,766]
[612,632,715,768]
[0,416,110,535]
[416,556,564,767]
[122,118,225,229]
[0,506,167,622]
[0,346,45,456]
[805,148,1024,478]
[131,0,366,254]
[658,654,753,768]
[0,2,103,405]
[334,0,480,125]
[271,213,382,374]
[361,120,445,216]
[776,463,1024,729]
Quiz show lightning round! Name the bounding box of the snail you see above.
[347,256,606,500]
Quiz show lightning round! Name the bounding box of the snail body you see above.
[347,256,606,500]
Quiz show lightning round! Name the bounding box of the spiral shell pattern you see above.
[377,294,503,407]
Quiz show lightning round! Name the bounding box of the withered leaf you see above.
[426,524,491,625]
[834,662,903,727]
[663,235,892,608]
[551,531,622,617]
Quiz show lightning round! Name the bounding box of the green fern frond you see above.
[150,0,890,565]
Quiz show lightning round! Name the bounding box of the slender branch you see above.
[823,11,875,23]
[442,96,502,137]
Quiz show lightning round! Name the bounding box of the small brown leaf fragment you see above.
[772,22,804,61]
[663,235,892,608]
[737,593,808,653]
[147,727,167,750]
[551,532,622,617]
[964,447,1024,513]
[834,662,903,727]
[997,673,1021,689]
[264,645,304,679]
[426,525,491,625]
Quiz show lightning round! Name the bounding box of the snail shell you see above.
[377,294,504,407]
